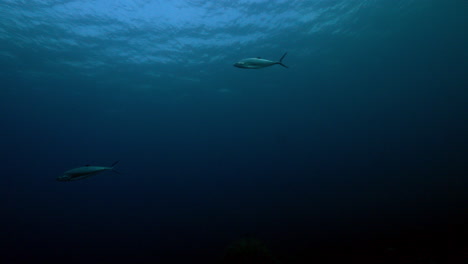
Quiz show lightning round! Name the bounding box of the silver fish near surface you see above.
[234,52,288,69]
[57,161,120,181]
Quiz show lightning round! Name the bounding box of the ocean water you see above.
[0,0,466,263]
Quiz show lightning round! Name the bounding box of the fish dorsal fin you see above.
[85,164,90,167]
[257,57,261,59]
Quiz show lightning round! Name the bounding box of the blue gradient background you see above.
[1,1,467,263]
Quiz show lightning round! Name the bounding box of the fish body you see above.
[57,161,119,181]
[234,52,288,69]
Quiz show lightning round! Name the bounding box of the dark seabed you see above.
[0,0,467,263]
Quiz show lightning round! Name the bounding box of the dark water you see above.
[1,1,467,263]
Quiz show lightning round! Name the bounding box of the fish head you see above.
[233,61,247,68]
[56,174,71,181]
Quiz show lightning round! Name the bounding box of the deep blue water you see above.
[1,1,467,263]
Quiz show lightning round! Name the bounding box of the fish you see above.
[233,52,288,69]
[57,161,120,181]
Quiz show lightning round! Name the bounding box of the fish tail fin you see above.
[278,52,288,68]
[110,160,121,174]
